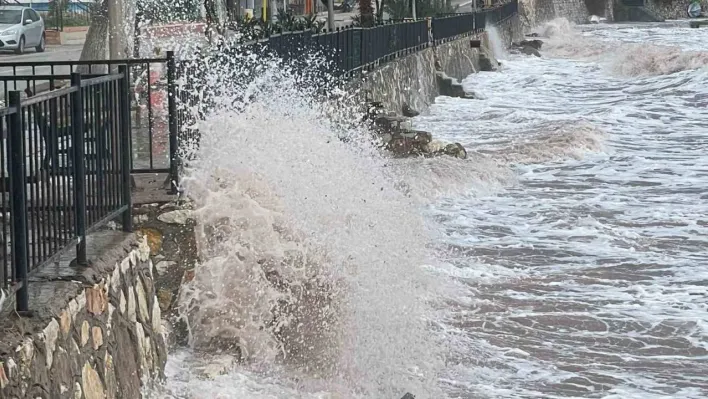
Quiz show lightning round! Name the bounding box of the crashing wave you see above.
[535,18,708,77]
[171,45,449,398]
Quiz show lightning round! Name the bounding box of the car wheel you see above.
[35,34,45,53]
[15,36,25,55]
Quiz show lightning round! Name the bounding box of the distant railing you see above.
[432,12,487,43]
[263,20,430,75]
[1,68,132,312]
[481,0,519,25]
[37,1,93,31]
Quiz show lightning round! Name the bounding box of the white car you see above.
[0,6,45,54]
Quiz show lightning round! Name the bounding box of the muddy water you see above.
[415,20,708,398]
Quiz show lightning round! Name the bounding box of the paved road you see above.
[0,44,83,100]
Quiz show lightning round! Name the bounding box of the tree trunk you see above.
[269,0,277,23]
[204,0,223,43]
[376,0,385,21]
[108,0,124,60]
[327,0,335,30]
[78,0,109,74]
[359,0,374,26]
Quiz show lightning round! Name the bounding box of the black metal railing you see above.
[1,68,132,312]
[39,1,94,31]
[432,12,487,43]
[482,0,519,25]
[0,57,177,176]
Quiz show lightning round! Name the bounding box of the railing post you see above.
[71,73,88,266]
[118,65,133,232]
[7,91,29,313]
[166,50,179,195]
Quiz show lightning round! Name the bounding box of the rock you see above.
[119,290,126,314]
[450,83,467,98]
[91,327,103,350]
[155,260,176,276]
[17,338,34,368]
[374,115,407,131]
[81,362,105,399]
[402,103,419,117]
[73,382,82,399]
[198,355,236,379]
[445,143,468,159]
[479,53,497,71]
[106,304,115,334]
[423,140,468,159]
[157,289,174,312]
[86,285,107,316]
[0,362,8,389]
[136,282,150,323]
[140,228,163,255]
[42,319,60,368]
[152,301,162,333]
[104,355,117,399]
[519,39,543,50]
[111,266,121,294]
[526,32,539,37]
[157,209,193,225]
[521,46,541,57]
[182,270,195,284]
[436,72,475,99]
[59,309,72,337]
[134,323,153,377]
[401,394,415,399]
[80,320,90,346]
[406,130,432,145]
[133,214,149,225]
[127,288,137,322]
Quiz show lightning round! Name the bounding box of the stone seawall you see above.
[360,15,524,114]
[642,0,707,20]
[360,47,439,116]
[521,0,589,25]
[0,233,166,398]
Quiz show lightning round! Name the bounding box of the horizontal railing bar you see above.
[0,74,107,81]
[0,57,168,68]
[21,86,78,106]
[131,168,171,174]
[80,73,124,87]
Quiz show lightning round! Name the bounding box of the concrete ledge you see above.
[0,232,167,398]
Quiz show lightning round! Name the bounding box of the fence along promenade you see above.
[0,0,518,313]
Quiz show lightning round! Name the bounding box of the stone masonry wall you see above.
[0,233,166,398]
[360,47,439,115]
[644,0,708,19]
[360,16,523,115]
[359,32,489,114]
[552,0,590,23]
[521,0,589,25]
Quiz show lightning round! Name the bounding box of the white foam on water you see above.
[486,25,509,61]
[535,18,708,77]
[151,48,457,398]
[411,21,708,398]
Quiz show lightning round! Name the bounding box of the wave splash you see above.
[535,18,708,76]
[168,47,448,397]
[483,121,607,164]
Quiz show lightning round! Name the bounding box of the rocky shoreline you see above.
[365,101,468,160]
